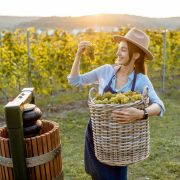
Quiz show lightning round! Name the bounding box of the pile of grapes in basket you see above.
[94,91,143,104]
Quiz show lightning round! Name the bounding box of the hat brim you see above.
[113,35,153,60]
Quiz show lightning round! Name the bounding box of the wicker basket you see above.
[88,87,150,166]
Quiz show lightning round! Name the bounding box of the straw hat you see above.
[113,27,153,60]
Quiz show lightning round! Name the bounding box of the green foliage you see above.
[0,28,179,99]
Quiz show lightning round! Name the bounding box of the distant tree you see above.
[85,28,95,35]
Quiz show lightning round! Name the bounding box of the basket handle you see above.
[142,86,149,108]
[88,87,97,103]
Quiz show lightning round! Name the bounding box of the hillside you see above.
[0,16,39,29]
[0,14,180,30]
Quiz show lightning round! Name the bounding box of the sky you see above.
[0,0,179,18]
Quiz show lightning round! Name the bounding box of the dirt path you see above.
[42,100,88,117]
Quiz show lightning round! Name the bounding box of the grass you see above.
[50,92,180,180]
[128,97,180,180]
[0,86,179,179]
[52,109,91,180]
[35,87,89,107]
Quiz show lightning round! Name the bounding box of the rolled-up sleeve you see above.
[141,75,165,117]
[67,64,108,87]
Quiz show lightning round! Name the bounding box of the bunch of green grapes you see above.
[85,44,95,60]
[94,91,142,104]
[124,91,142,102]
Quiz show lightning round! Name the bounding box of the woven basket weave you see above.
[88,87,150,166]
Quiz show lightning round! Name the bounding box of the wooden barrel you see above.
[0,120,63,180]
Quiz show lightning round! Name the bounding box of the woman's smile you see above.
[118,56,124,60]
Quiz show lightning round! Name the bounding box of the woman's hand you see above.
[77,41,92,56]
[111,107,144,124]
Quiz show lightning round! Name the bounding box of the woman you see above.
[67,28,165,180]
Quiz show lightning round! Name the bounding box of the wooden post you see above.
[27,31,32,87]
[162,29,167,95]
[0,32,8,103]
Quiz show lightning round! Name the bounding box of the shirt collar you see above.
[128,70,135,80]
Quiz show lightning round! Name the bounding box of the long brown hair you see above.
[127,41,147,74]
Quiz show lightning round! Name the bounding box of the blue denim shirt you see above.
[67,64,165,116]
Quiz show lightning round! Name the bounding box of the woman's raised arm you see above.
[69,41,92,78]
